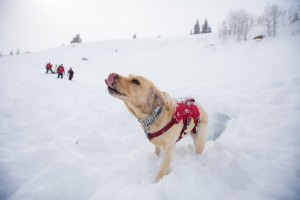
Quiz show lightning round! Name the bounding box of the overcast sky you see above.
[0,0,298,53]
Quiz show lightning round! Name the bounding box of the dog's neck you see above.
[138,106,162,129]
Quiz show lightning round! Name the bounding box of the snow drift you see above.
[0,31,300,200]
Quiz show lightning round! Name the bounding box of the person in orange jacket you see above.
[57,64,65,79]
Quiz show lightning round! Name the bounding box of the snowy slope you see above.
[0,32,300,200]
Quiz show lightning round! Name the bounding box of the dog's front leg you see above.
[155,146,174,182]
[193,108,208,155]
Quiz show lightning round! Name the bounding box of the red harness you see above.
[146,98,200,142]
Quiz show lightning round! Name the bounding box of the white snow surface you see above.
[1,31,300,200]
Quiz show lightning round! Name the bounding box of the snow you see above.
[1,27,300,200]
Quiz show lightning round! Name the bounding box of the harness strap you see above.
[176,115,200,142]
[146,98,200,142]
[146,115,178,141]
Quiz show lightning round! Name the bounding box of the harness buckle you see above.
[196,116,200,124]
[186,118,191,126]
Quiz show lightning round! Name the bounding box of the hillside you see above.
[0,32,300,200]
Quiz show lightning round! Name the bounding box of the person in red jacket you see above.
[46,62,54,74]
[57,64,65,79]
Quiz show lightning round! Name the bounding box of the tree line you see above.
[1,3,299,57]
[219,3,300,41]
[0,49,24,57]
[1,33,83,57]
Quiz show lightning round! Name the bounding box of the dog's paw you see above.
[154,175,162,183]
[154,170,171,183]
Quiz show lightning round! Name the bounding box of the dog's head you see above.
[105,73,172,120]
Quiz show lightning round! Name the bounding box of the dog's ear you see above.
[162,91,172,111]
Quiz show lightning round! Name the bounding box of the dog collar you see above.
[139,107,163,129]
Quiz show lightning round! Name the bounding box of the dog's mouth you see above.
[105,79,127,97]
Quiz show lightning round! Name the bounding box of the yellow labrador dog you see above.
[105,73,208,182]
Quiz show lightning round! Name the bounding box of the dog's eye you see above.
[131,79,140,85]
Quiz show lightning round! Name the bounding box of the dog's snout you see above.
[105,73,117,88]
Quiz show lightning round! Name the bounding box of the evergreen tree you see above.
[0,52,2,57]
[16,48,20,55]
[208,27,212,33]
[70,34,82,43]
[133,34,137,39]
[202,19,212,33]
[10,49,13,55]
[193,20,201,34]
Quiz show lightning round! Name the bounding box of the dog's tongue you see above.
[105,73,116,88]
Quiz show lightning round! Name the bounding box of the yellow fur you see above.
[106,73,208,182]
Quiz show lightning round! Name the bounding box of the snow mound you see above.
[0,33,300,200]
